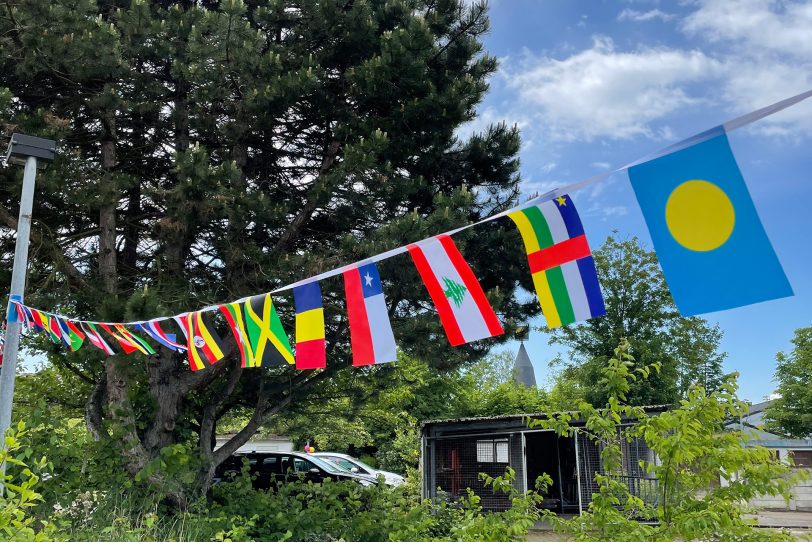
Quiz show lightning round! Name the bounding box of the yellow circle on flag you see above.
[665,179,735,252]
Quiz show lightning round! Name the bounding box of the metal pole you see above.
[0,155,38,481]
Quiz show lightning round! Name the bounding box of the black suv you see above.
[214,451,377,490]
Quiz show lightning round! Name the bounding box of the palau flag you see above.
[342,262,397,366]
[293,282,326,369]
[628,133,792,316]
[508,194,605,328]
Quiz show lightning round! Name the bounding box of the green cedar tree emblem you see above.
[442,277,467,308]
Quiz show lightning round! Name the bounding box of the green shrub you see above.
[0,422,63,542]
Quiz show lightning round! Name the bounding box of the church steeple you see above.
[513,342,537,388]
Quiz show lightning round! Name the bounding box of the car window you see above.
[258,456,278,474]
[292,457,314,473]
[325,457,359,472]
[308,455,344,474]
[352,458,376,474]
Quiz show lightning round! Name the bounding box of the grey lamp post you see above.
[0,134,55,485]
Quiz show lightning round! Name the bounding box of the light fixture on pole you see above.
[0,134,56,487]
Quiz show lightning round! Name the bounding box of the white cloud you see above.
[617,8,675,22]
[683,0,812,60]
[495,1,812,144]
[505,37,724,141]
[683,0,812,136]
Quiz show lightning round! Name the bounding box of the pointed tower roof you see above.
[513,342,536,388]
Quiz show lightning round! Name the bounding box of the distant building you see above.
[724,400,812,511]
[512,342,536,388]
[215,434,294,454]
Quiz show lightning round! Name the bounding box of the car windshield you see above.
[322,455,375,473]
[305,454,344,474]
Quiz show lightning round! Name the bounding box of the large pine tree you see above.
[0,0,533,501]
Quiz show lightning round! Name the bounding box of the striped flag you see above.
[176,312,228,371]
[28,309,49,333]
[343,262,397,366]
[220,294,294,368]
[81,322,116,355]
[508,194,605,328]
[56,317,85,351]
[22,306,43,332]
[407,235,503,346]
[136,319,186,352]
[46,314,62,343]
[293,282,326,369]
[101,323,156,355]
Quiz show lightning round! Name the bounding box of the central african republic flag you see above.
[508,194,605,328]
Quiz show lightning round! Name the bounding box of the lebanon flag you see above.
[343,262,397,366]
[407,234,503,346]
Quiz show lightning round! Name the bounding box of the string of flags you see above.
[4,89,811,372]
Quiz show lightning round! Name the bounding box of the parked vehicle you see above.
[214,451,377,490]
[313,452,405,486]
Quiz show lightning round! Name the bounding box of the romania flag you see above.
[293,282,326,369]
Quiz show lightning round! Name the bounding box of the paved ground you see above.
[525,510,812,540]
[747,510,812,529]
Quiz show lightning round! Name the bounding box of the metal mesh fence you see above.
[576,425,659,510]
[431,434,523,511]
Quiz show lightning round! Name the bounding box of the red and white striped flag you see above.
[81,322,116,355]
[407,235,503,346]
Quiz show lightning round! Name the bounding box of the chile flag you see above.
[343,262,397,366]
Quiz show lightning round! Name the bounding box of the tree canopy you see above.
[0,0,534,501]
[547,235,726,406]
[764,325,812,438]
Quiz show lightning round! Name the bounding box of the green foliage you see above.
[532,340,805,542]
[764,324,812,438]
[0,0,532,498]
[0,423,62,542]
[204,466,543,542]
[549,236,727,406]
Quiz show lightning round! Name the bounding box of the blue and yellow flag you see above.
[628,133,792,316]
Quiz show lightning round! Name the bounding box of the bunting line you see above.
[6,88,811,328]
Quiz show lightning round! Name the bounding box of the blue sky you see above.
[472,0,812,402]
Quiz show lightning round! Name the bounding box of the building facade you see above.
[421,409,664,513]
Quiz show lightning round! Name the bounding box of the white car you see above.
[313,452,405,486]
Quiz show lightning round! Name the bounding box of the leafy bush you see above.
[534,340,806,542]
[0,422,61,542]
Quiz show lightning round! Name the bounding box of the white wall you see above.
[214,436,294,454]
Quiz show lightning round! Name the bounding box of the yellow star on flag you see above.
[555,196,567,206]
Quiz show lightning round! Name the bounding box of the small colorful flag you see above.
[46,314,62,344]
[13,302,26,327]
[21,306,43,332]
[293,282,326,369]
[81,322,116,355]
[136,319,186,352]
[407,234,503,346]
[177,312,228,371]
[628,133,793,316]
[343,262,397,366]
[221,294,294,368]
[28,309,48,333]
[508,194,606,328]
[101,323,156,355]
[55,317,85,351]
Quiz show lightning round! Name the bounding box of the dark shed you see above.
[420,406,667,513]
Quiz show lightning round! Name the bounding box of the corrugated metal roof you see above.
[420,404,670,429]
